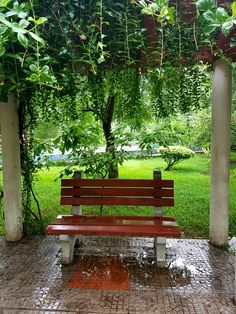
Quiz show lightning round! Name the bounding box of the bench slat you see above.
[47,216,181,237]
[50,215,177,226]
[59,215,177,222]
[61,179,174,188]
[47,225,181,237]
[60,197,174,207]
[61,187,174,197]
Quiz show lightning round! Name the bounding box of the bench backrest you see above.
[61,178,174,207]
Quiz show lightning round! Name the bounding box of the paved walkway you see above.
[0,236,235,313]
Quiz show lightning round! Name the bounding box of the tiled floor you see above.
[0,236,235,313]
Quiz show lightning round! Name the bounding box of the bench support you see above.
[153,170,166,267]
[59,234,78,265]
[59,170,83,265]
[154,237,166,267]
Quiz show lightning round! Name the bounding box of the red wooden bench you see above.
[46,170,181,266]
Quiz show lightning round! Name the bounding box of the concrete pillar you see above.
[210,59,232,246]
[0,95,23,241]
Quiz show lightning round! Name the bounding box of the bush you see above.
[158,146,195,170]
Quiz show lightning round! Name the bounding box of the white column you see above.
[0,95,23,241]
[210,59,232,246]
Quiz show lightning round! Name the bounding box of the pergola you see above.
[0,0,235,246]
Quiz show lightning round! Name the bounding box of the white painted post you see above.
[0,95,23,241]
[210,59,232,246]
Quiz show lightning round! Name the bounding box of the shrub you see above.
[158,146,195,170]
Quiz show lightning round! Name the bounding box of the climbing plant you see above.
[196,0,236,47]
[0,0,56,234]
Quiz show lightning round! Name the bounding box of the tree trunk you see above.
[102,95,118,178]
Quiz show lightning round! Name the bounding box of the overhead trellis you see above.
[36,0,236,76]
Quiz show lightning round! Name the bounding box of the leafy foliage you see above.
[0,0,56,100]
[147,63,211,117]
[139,119,180,151]
[158,146,195,170]
[37,0,148,74]
[196,0,236,40]
[131,0,175,25]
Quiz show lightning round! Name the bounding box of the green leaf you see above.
[230,36,236,47]
[203,11,217,23]
[28,73,38,82]
[222,20,234,36]
[204,24,217,34]
[40,73,56,83]
[0,25,7,34]
[0,14,13,28]
[160,6,168,18]
[28,31,44,44]
[5,11,27,19]
[41,65,49,73]
[0,0,10,7]
[232,2,236,17]
[36,17,47,25]
[28,17,36,24]
[196,0,216,12]
[167,7,175,24]
[18,12,27,19]
[98,55,105,64]
[5,11,17,17]
[29,64,38,73]
[0,44,5,56]
[215,8,229,23]
[141,7,153,15]
[150,3,158,13]
[17,32,28,46]
[11,22,28,34]
[97,41,104,50]
[19,19,29,29]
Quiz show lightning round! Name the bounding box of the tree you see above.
[49,70,148,178]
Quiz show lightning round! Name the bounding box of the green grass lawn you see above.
[0,154,236,238]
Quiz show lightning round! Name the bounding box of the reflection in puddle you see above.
[67,256,130,290]
[169,257,198,274]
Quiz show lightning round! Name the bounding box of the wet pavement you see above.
[0,236,235,313]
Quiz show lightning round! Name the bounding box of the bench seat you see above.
[47,215,181,237]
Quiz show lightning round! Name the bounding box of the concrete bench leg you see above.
[59,235,78,265]
[154,237,166,267]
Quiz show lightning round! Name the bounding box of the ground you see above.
[0,236,235,313]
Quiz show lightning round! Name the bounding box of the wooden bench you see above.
[46,170,181,266]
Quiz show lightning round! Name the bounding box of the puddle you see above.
[67,255,130,290]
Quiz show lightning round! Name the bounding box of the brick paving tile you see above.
[0,236,236,313]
